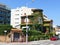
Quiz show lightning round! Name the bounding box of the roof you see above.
[32,8,43,12]
[0,3,10,10]
[11,28,22,32]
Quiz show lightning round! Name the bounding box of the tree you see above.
[0,24,12,35]
[30,11,43,31]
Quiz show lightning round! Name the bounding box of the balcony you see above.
[21,14,34,18]
[21,21,33,26]
[43,24,51,26]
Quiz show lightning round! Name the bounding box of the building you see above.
[11,7,33,29]
[21,8,44,31]
[11,6,53,33]
[11,7,44,30]
[0,4,11,24]
[54,26,60,35]
[53,26,60,39]
[0,4,11,42]
[43,15,53,33]
[0,6,53,42]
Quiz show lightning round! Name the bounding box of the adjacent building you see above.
[43,15,53,33]
[0,4,11,24]
[54,26,60,35]
[0,3,11,42]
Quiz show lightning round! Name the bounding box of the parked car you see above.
[50,36,58,41]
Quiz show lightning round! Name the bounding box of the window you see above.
[21,10,23,11]
[0,16,3,18]
[15,18,19,20]
[21,14,22,15]
[0,21,3,24]
[24,18,29,23]
[15,22,19,24]
[15,14,19,16]
[7,21,10,24]
[24,13,26,15]
[38,17,43,24]
[16,10,19,12]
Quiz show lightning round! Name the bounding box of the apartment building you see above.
[11,7,33,29]
[0,4,11,24]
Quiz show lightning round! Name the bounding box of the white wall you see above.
[11,7,33,29]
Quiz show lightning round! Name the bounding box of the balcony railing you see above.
[43,24,51,26]
[21,22,33,25]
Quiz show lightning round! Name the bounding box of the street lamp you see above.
[4,30,7,42]
[25,0,35,43]
[26,15,28,43]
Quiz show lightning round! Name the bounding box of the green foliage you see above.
[22,30,42,36]
[0,24,12,35]
[22,30,53,41]
[30,12,43,30]
[28,36,35,41]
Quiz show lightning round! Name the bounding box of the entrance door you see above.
[13,32,20,42]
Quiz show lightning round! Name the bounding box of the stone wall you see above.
[0,35,10,42]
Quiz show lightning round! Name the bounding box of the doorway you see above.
[13,32,20,42]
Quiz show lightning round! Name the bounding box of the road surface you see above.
[0,40,60,45]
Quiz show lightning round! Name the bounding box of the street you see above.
[0,40,60,45]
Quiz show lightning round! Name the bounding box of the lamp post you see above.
[4,30,7,42]
[26,15,28,43]
[25,0,35,43]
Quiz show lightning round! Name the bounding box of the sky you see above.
[0,0,60,26]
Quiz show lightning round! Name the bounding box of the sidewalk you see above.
[0,40,59,45]
[28,40,50,44]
